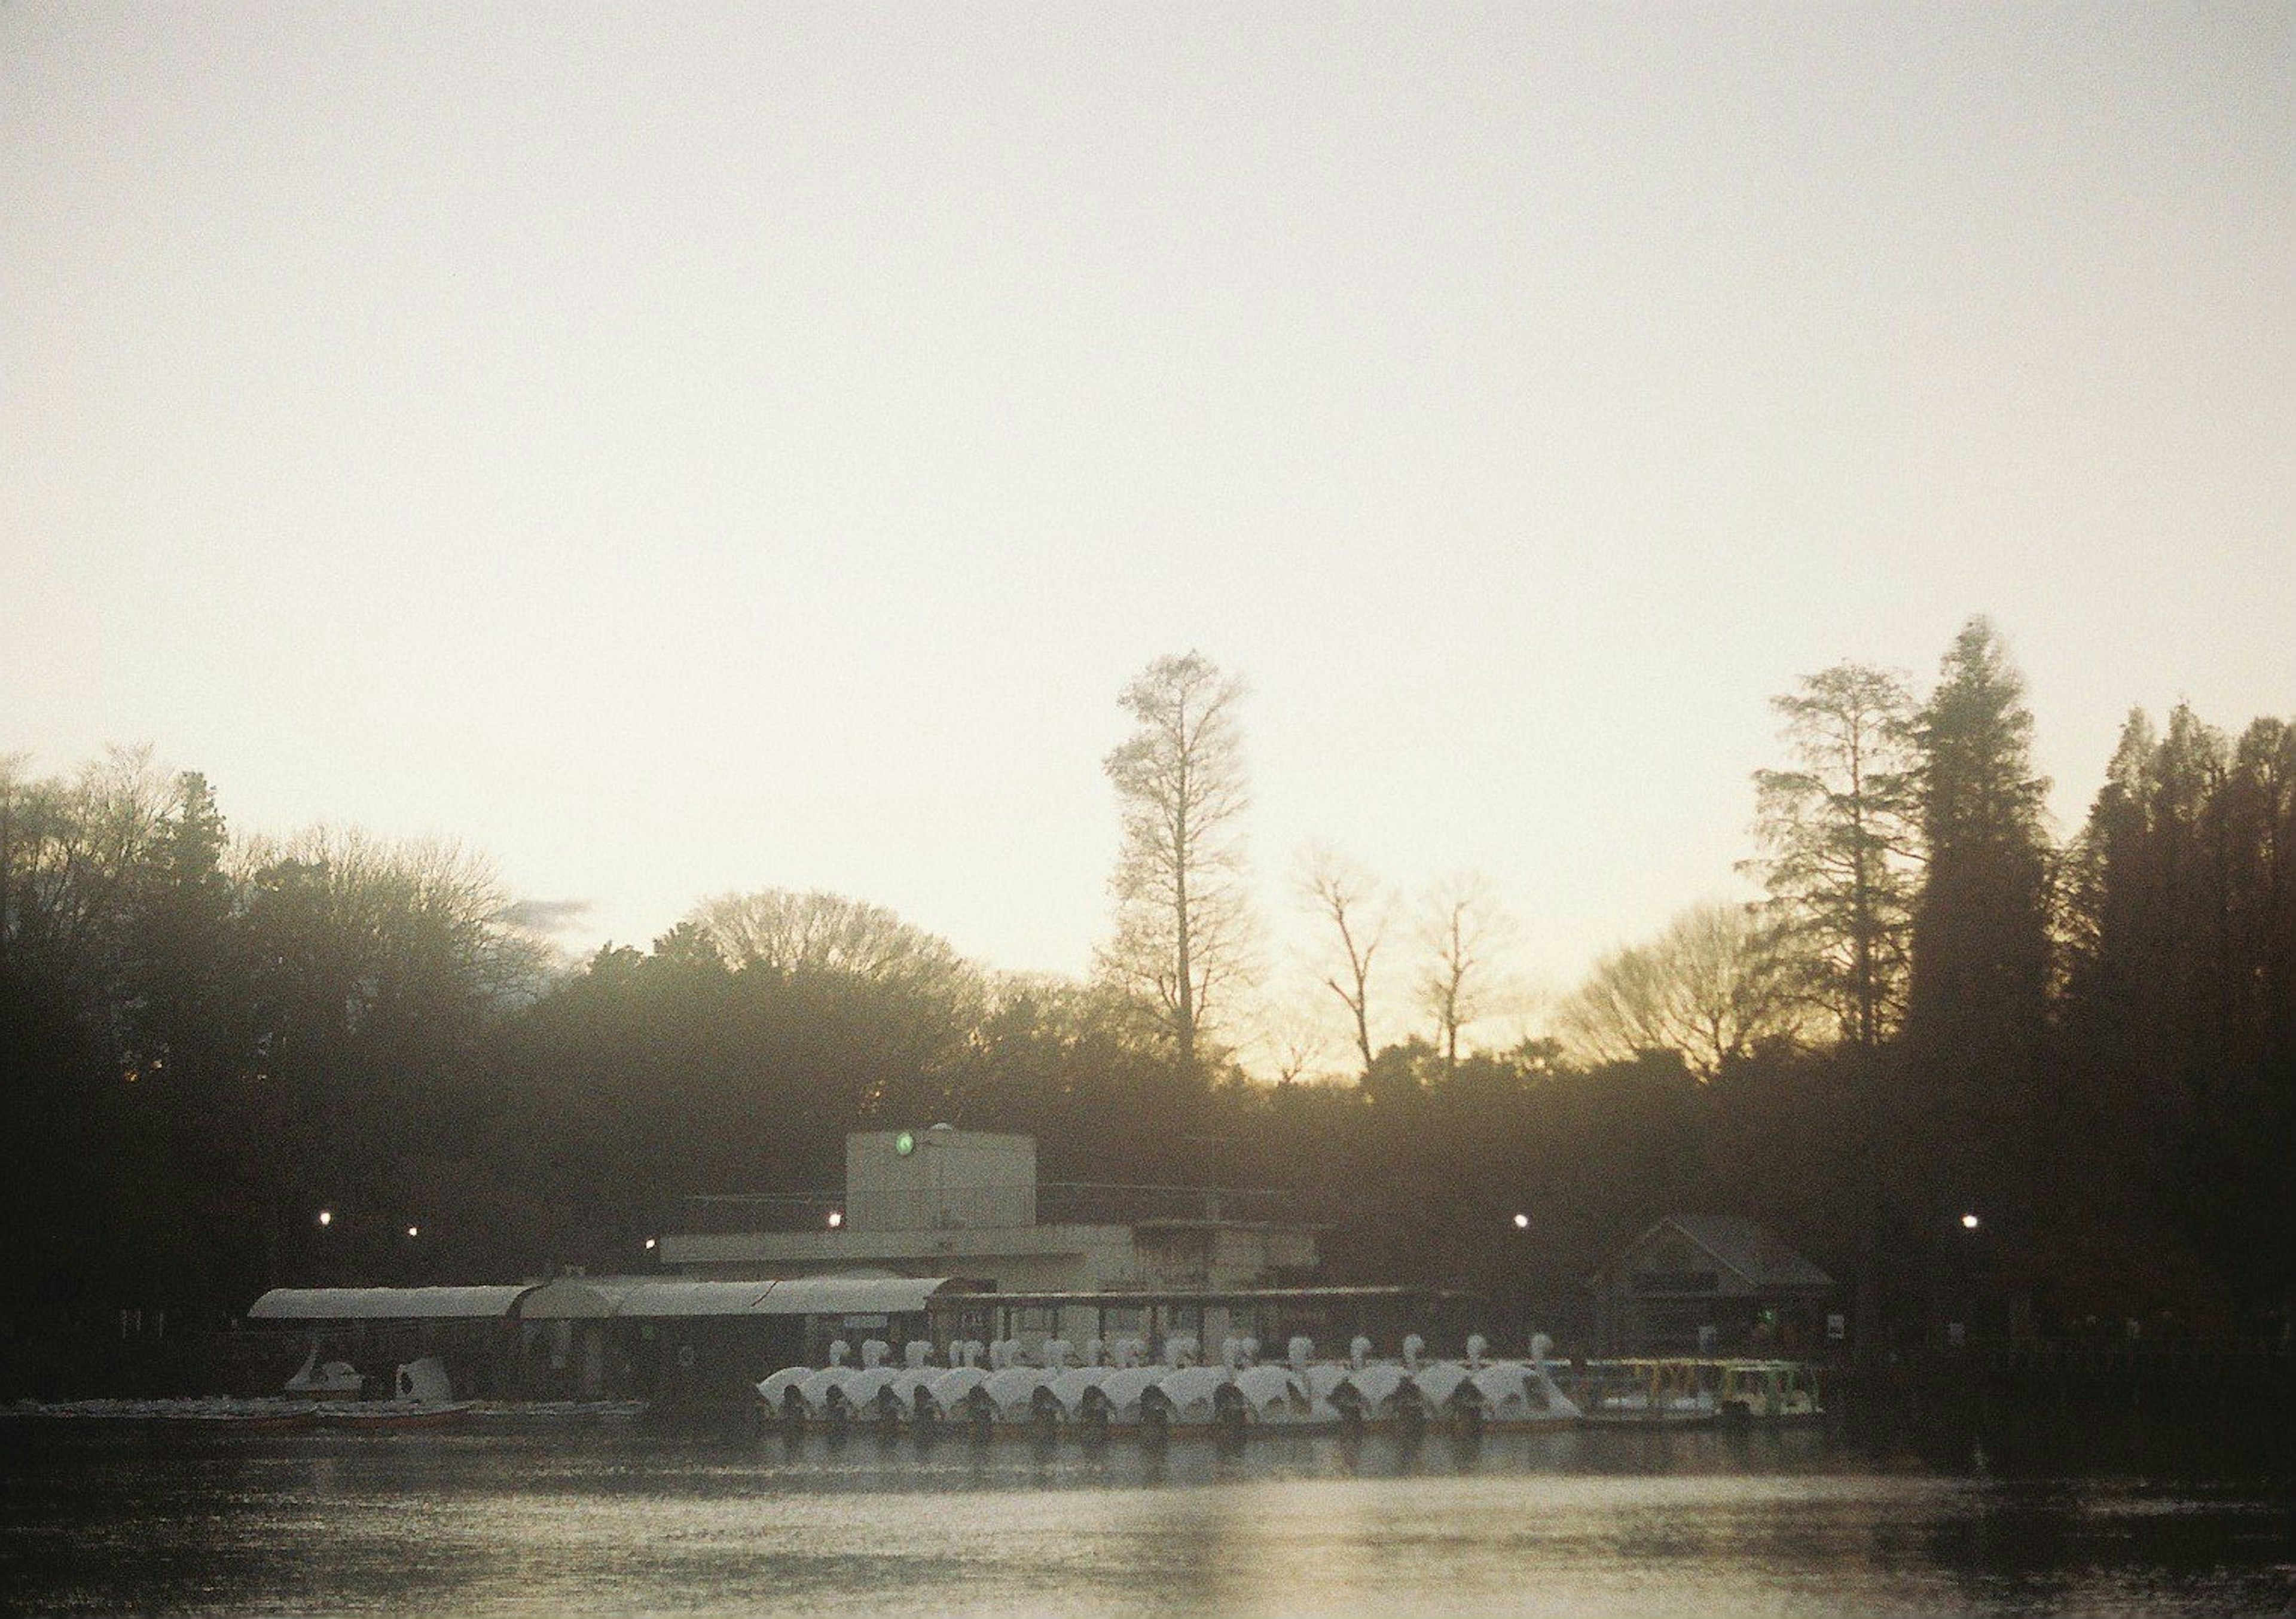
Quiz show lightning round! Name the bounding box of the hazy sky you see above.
[5,4,2289,1047]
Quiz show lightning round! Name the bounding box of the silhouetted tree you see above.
[1297,844,1392,1080]
[1555,902,1806,1081]
[2059,704,2296,1322]
[1099,652,1256,1083]
[1904,618,2054,1093]
[1415,871,1514,1074]
[1747,662,1922,1050]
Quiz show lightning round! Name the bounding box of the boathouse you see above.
[242,1129,1326,1403]
[1591,1215,1834,1356]
[657,1127,1322,1352]
[243,1129,1349,1401]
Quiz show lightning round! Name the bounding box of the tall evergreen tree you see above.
[1904,618,2055,1090]
[127,771,238,1083]
[1901,620,2066,1084]
[2066,706,2241,1098]
[2221,717,2296,1074]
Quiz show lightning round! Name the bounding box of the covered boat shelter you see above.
[247,1285,536,1398]
[247,1278,964,1402]
[517,1276,961,1401]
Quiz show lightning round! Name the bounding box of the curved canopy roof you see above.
[755,1276,949,1316]
[519,1275,956,1320]
[249,1285,533,1321]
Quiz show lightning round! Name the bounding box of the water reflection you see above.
[1,1424,2289,1616]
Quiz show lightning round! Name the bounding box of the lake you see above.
[3,1419,2291,1615]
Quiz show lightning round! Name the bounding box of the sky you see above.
[4,4,2290,1053]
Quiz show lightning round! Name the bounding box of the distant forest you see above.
[3,615,2289,1394]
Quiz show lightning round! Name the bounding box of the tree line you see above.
[1,616,2289,1394]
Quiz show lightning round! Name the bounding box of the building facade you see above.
[658,1127,1319,1297]
[1591,1214,1834,1356]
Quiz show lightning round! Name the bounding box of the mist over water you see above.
[5,1425,2290,1616]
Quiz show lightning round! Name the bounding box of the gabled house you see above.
[1592,1215,1834,1355]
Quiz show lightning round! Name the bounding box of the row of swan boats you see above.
[757,1334,1824,1438]
[762,1331,1559,1438]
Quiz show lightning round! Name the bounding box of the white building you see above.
[658,1126,1319,1298]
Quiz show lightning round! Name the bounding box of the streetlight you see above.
[826,1209,844,1230]
[405,1224,421,1239]
[316,1209,333,1228]
[643,1237,658,1251]
[1945,1212,1983,1347]
[1513,1212,1531,1230]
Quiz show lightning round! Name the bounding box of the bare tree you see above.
[1297,844,1392,1080]
[1098,652,1256,1081]
[1416,871,1515,1074]
[1555,901,1808,1080]
[1257,996,1335,1086]
[0,746,173,977]
[239,826,549,1011]
[688,887,976,1001]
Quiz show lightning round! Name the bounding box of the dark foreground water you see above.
[3,1420,2291,1616]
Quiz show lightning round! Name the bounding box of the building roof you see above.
[1628,1215,1833,1292]
[521,1280,776,1318]
[755,1276,952,1316]
[518,1275,958,1319]
[248,1285,533,1321]
[927,1285,1474,1310]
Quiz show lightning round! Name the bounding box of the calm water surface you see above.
[3,1422,2291,1615]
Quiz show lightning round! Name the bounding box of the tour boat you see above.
[1576,1358,1824,1426]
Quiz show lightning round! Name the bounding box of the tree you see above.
[1903,618,2054,1091]
[237,828,544,1269]
[685,887,985,1123]
[1297,844,1392,1080]
[2221,717,2295,1071]
[1555,901,1806,1081]
[0,746,173,995]
[126,771,239,1086]
[0,749,178,1325]
[1745,662,1921,1050]
[2057,707,2296,1321]
[1258,999,1334,1086]
[1099,652,1256,1081]
[687,889,980,1007]
[1415,871,1515,1074]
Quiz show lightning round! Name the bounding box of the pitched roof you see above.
[1652,1215,1833,1291]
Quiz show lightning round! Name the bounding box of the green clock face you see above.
[894,1130,915,1157]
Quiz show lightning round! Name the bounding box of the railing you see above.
[1965,1337,2292,1380]
[675,1193,843,1235]
[670,1183,1293,1235]
[1039,1183,1292,1226]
